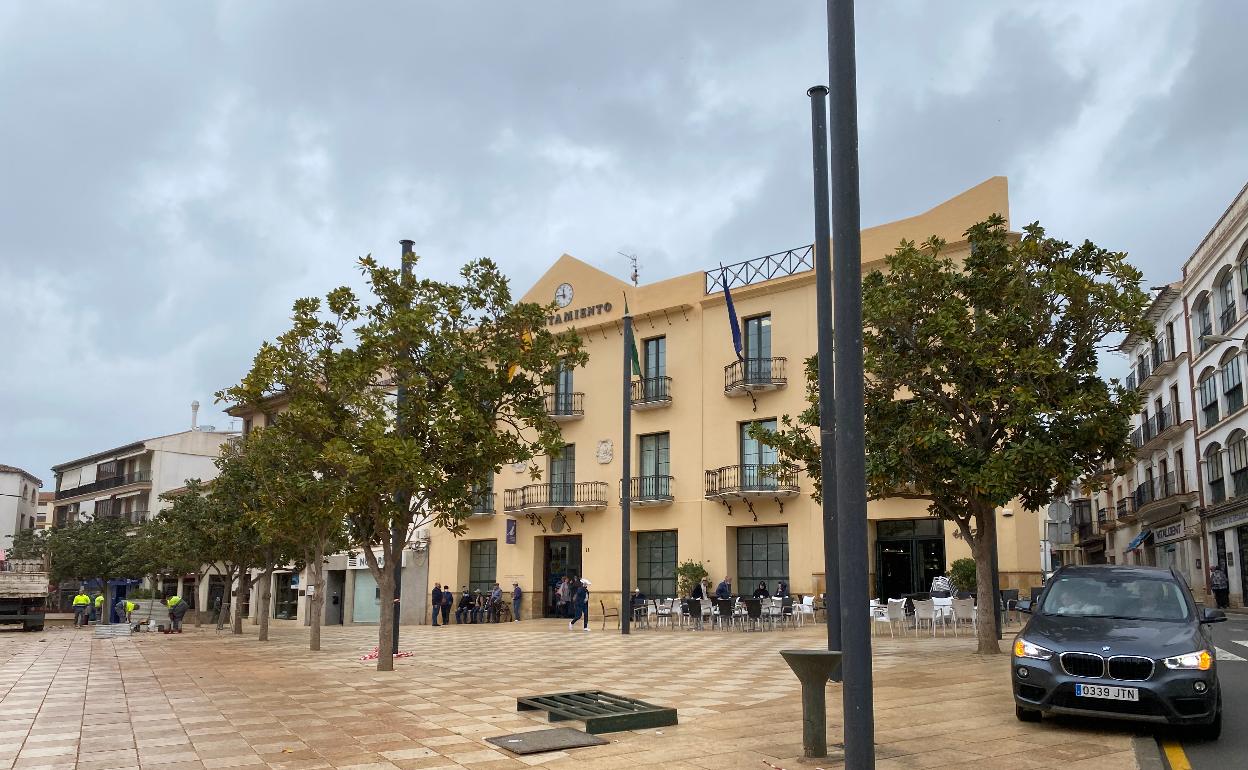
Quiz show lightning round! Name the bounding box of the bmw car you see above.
[1011,564,1225,739]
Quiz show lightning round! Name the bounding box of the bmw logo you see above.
[1101,646,1111,652]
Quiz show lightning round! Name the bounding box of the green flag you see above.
[625,299,642,377]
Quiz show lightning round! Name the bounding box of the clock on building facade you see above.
[554,283,574,308]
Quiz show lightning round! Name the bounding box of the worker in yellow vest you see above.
[72,590,91,627]
[164,595,188,633]
[93,592,104,623]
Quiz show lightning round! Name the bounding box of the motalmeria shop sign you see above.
[546,302,613,326]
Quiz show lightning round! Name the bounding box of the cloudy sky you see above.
[2,1,1246,485]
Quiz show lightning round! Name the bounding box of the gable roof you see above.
[0,464,42,486]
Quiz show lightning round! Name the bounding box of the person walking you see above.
[456,586,472,623]
[1211,564,1231,609]
[511,582,523,622]
[431,583,443,627]
[72,589,91,627]
[440,584,453,626]
[569,578,590,632]
[165,595,188,633]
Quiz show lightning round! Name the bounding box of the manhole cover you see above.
[486,727,608,755]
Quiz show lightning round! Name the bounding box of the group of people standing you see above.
[431,581,524,625]
[552,575,591,630]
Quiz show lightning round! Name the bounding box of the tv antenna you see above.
[618,251,638,286]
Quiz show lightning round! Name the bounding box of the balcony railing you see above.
[1125,371,1138,391]
[1221,306,1238,334]
[724,357,787,395]
[1133,471,1193,512]
[544,392,584,420]
[1135,357,1152,385]
[704,464,799,499]
[55,470,152,500]
[625,475,674,505]
[468,491,495,516]
[1150,337,1174,371]
[503,481,609,513]
[1115,497,1135,522]
[631,376,672,409]
[705,245,814,294]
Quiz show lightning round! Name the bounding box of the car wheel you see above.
[1015,705,1041,723]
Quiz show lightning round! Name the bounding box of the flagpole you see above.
[621,300,633,635]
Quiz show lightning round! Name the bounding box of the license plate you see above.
[1075,684,1139,701]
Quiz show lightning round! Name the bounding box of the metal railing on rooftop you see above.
[55,470,152,500]
[705,245,814,294]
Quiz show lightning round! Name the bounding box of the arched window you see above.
[1217,268,1238,332]
[1205,443,1227,504]
[1238,242,1248,312]
[1228,430,1248,499]
[1198,366,1220,428]
[1194,293,1213,352]
[1222,349,1245,415]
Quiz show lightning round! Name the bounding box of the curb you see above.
[1133,735,1166,770]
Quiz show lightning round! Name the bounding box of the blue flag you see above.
[720,267,744,361]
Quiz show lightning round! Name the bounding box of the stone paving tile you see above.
[0,621,1142,769]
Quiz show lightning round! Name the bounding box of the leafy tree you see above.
[949,558,977,593]
[676,559,709,598]
[222,254,582,670]
[759,216,1148,653]
[7,528,46,560]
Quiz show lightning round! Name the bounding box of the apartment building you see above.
[34,492,53,530]
[50,428,236,528]
[0,465,41,550]
[425,177,1044,619]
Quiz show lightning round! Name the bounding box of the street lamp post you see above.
[393,239,416,653]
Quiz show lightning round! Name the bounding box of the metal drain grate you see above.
[517,690,678,734]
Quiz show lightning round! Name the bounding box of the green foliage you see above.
[676,560,709,598]
[46,517,141,583]
[949,558,977,593]
[758,216,1149,652]
[7,528,46,560]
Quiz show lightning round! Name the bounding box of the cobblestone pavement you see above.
[0,619,1142,770]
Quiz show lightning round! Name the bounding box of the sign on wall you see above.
[1153,520,1185,545]
[506,518,517,545]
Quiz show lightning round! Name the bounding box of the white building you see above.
[0,464,41,551]
[34,492,53,530]
[50,428,236,528]
[1185,182,1248,606]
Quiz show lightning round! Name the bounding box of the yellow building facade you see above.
[426,177,1043,619]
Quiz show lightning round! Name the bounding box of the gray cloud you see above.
[1,1,1244,480]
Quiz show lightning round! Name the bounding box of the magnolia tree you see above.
[760,216,1148,653]
[222,254,582,669]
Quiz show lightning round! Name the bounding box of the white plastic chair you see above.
[951,598,976,636]
[884,599,908,637]
[796,595,815,627]
[913,599,942,637]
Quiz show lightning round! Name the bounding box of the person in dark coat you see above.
[715,577,732,599]
[776,581,788,598]
[752,581,770,599]
[455,587,472,623]
[440,581,453,625]
[569,578,591,631]
[431,583,443,626]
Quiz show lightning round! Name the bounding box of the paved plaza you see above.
[0,620,1143,770]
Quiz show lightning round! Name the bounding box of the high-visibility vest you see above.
[94,595,103,607]
[125,601,137,613]
[167,596,183,607]
[72,594,90,607]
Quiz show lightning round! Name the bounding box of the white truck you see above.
[0,559,49,631]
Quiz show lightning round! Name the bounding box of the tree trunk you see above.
[232,568,250,635]
[257,566,273,642]
[308,542,325,652]
[194,568,208,627]
[366,539,398,672]
[970,501,1002,654]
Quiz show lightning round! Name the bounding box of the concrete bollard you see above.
[780,649,843,758]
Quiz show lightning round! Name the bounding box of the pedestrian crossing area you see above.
[1214,639,1248,662]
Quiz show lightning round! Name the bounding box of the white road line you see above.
[1216,645,1247,661]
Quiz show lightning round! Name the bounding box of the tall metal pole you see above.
[621,311,633,634]
[394,239,415,652]
[828,1,875,766]
[808,85,841,671]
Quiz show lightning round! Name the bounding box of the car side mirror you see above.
[1201,607,1227,624]
[1016,599,1032,614]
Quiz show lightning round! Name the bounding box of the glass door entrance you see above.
[543,536,583,617]
[875,519,946,599]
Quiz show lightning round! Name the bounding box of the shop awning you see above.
[1126,529,1153,552]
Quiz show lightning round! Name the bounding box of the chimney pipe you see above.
[191,400,200,430]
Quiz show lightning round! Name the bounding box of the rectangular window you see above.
[1207,450,1227,505]
[1220,279,1238,332]
[553,359,575,413]
[1240,261,1248,311]
[1200,376,1220,429]
[1224,358,1244,414]
[549,444,575,504]
[638,433,671,498]
[740,419,778,489]
[273,574,298,619]
[1230,440,1248,498]
[469,540,497,595]
[743,315,772,382]
[1196,304,1213,352]
[736,525,789,594]
[636,530,677,599]
[643,336,666,379]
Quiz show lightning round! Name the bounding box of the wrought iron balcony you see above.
[704,465,799,500]
[1132,471,1195,520]
[55,470,152,501]
[544,392,584,421]
[1124,371,1138,391]
[503,481,608,514]
[1115,497,1135,522]
[631,376,672,410]
[705,245,813,294]
[468,491,496,516]
[625,475,674,507]
[1150,337,1175,372]
[724,357,787,396]
[1221,306,1238,334]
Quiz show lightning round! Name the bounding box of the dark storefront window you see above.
[636,530,677,599]
[736,526,789,595]
[469,540,498,595]
[273,574,298,619]
[875,518,946,599]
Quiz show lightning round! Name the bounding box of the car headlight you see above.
[1013,638,1054,661]
[1163,650,1213,671]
